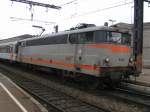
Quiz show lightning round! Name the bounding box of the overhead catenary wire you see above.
[62,1,133,21]
[9,0,135,31]
[10,17,56,24]
[59,0,78,6]
[10,0,133,23]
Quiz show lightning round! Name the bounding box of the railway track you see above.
[123,79,150,87]
[121,79,150,97]
[17,77,105,112]
[0,62,150,112]
[0,66,106,112]
[105,87,150,107]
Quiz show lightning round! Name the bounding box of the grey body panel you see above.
[0,26,132,77]
[18,43,131,76]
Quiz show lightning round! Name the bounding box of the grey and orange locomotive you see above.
[0,24,136,86]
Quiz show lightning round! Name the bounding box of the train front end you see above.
[87,29,135,80]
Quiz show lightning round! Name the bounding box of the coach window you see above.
[21,42,26,47]
[69,34,78,44]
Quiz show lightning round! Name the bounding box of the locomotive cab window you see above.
[21,41,26,47]
[122,33,131,45]
[107,31,131,45]
[108,32,122,44]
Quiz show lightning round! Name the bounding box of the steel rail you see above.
[0,62,149,112]
[0,64,106,112]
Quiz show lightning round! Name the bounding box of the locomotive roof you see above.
[19,26,129,42]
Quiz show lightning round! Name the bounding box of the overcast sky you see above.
[0,0,149,39]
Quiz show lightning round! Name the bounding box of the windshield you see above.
[94,31,131,46]
[121,33,131,45]
[109,32,122,44]
[108,31,131,45]
[69,30,131,45]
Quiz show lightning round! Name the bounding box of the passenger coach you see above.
[0,41,18,61]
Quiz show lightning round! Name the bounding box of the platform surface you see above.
[0,73,47,112]
[130,68,150,83]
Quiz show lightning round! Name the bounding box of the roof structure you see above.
[111,22,150,30]
[0,34,33,43]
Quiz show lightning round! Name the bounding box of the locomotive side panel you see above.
[16,28,133,78]
[18,44,76,72]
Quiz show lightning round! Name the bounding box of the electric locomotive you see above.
[0,24,136,87]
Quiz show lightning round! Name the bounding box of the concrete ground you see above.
[130,68,150,84]
[0,73,47,112]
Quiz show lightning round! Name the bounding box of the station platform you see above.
[130,68,150,83]
[0,73,47,112]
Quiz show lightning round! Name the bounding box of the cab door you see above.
[69,33,84,71]
[69,32,94,71]
[74,33,85,71]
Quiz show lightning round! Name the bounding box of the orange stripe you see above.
[87,44,131,53]
[19,56,100,72]
[80,65,100,72]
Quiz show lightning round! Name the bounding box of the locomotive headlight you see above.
[129,57,133,62]
[105,57,110,63]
